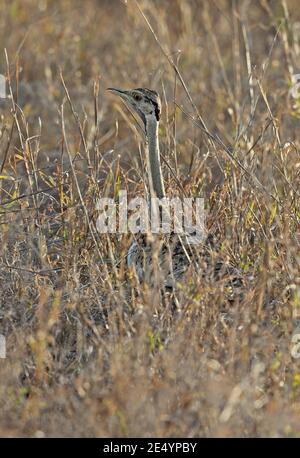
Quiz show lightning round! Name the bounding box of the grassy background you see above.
[1,0,300,437]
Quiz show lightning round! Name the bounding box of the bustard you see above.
[107,87,243,294]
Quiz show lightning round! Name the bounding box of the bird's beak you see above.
[107,88,128,99]
[107,87,124,93]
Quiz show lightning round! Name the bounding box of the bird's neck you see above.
[145,116,165,199]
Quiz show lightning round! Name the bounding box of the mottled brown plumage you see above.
[108,87,243,295]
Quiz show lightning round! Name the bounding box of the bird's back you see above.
[127,233,243,297]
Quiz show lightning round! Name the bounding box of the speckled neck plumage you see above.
[145,115,165,199]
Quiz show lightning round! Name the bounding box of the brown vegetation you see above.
[1,0,300,437]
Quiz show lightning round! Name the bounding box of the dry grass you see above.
[1,0,300,438]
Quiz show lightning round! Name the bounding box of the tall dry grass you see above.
[1,0,300,437]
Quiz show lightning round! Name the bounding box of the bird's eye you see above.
[133,93,142,101]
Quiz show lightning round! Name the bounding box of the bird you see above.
[107,87,243,295]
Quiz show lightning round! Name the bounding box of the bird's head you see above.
[107,87,161,127]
